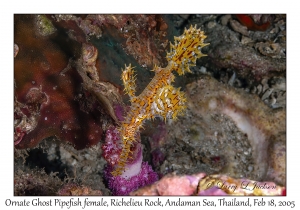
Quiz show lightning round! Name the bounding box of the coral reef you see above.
[14,165,104,196]
[14,167,63,196]
[187,14,286,81]
[155,74,285,185]
[57,183,103,196]
[14,137,110,195]
[14,15,107,150]
[94,14,169,68]
[14,14,286,196]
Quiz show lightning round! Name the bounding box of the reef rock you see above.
[159,74,285,185]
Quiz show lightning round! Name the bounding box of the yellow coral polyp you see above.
[112,25,209,176]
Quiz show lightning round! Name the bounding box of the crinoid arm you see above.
[150,85,186,121]
[166,25,209,75]
[121,64,137,100]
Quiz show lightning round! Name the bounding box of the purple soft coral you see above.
[102,126,158,195]
[104,161,158,196]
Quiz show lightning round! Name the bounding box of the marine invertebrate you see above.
[102,126,158,195]
[104,143,158,195]
[35,15,56,36]
[255,41,285,59]
[235,14,270,31]
[111,25,209,176]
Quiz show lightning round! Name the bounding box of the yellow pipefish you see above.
[112,25,209,176]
